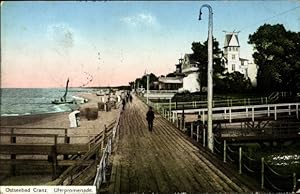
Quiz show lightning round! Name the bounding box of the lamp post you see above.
[147,73,149,104]
[199,4,214,152]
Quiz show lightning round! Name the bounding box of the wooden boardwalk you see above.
[108,95,256,192]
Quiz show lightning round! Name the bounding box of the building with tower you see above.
[221,31,257,85]
[222,31,249,77]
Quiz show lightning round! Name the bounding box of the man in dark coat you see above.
[146,106,155,132]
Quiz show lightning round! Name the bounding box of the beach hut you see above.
[69,110,80,127]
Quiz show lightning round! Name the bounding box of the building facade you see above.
[222,32,249,76]
[221,32,257,85]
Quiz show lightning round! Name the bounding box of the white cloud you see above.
[120,13,159,27]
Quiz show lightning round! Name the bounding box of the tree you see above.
[248,24,300,93]
[215,72,252,93]
[135,73,158,90]
[189,38,225,92]
[129,81,134,90]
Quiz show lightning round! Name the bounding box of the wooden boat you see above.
[52,78,75,104]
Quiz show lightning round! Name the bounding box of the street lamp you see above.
[147,73,150,104]
[144,69,150,104]
[199,4,214,152]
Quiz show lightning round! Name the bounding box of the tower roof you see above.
[224,33,240,47]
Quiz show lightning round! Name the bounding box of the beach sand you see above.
[0,91,121,185]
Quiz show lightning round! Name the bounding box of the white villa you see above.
[221,32,257,85]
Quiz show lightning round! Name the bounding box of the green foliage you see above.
[248,24,300,93]
[190,39,253,93]
[135,73,158,89]
[215,72,252,93]
[190,38,225,92]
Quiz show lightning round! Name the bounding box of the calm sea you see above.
[0,88,95,116]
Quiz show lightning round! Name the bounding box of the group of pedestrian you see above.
[122,91,133,110]
[121,90,155,132]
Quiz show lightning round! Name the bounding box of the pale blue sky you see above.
[1,1,300,87]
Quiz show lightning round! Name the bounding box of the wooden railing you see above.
[93,105,122,191]
[154,97,270,110]
[0,118,118,181]
[149,90,178,93]
[170,103,300,123]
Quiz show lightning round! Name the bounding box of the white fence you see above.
[170,103,300,123]
[93,106,122,191]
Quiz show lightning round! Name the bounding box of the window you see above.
[232,54,235,60]
[232,64,235,71]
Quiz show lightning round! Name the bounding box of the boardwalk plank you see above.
[108,95,253,192]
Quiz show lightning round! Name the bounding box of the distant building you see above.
[180,54,200,93]
[157,58,185,90]
[158,76,183,90]
[222,32,248,75]
[221,31,257,85]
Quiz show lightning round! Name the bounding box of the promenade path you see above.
[108,95,256,192]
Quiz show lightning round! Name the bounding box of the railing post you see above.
[223,140,226,163]
[191,123,193,138]
[103,159,106,183]
[267,106,270,117]
[265,97,268,104]
[296,104,299,119]
[252,107,255,122]
[102,125,107,152]
[229,108,232,123]
[64,128,70,144]
[203,127,206,147]
[239,147,242,174]
[64,128,70,160]
[288,104,291,116]
[52,135,58,180]
[10,128,16,176]
[179,119,182,130]
[261,157,264,189]
[274,106,277,120]
[293,172,296,192]
[196,125,199,142]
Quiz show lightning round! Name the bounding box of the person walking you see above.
[146,106,155,132]
[122,98,126,110]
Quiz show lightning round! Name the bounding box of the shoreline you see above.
[0,92,93,127]
[0,112,68,126]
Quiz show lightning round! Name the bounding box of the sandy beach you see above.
[1,92,120,139]
[0,91,121,185]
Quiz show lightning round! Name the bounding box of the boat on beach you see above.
[52,78,75,104]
